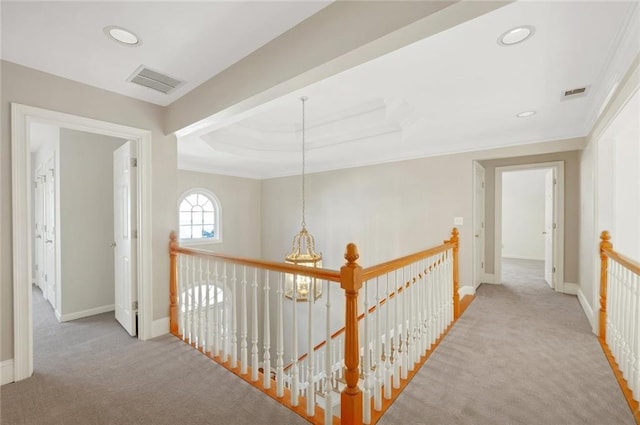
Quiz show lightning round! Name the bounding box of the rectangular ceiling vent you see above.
[561,85,589,101]
[127,65,184,95]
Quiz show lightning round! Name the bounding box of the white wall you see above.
[1,60,177,362]
[580,57,640,332]
[59,129,126,319]
[176,170,261,258]
[501,169,546,260]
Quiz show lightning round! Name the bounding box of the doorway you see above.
[494,162,565,292]
[11,103,153,382]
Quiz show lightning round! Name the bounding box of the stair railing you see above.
[599,231,640,422]
[169,228,460,425]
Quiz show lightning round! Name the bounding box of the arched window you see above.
[178,189,221,244]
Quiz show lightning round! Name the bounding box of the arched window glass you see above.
[178,189,221,243]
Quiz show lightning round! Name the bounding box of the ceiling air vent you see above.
[561,85,589,101]
[127,65,184,95]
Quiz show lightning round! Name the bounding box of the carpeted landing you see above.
[1,259,634,424]
[378,258,635,425]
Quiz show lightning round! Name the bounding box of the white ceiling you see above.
[2,1,638,180]
[1,1,332,106]
[178,1,640,179]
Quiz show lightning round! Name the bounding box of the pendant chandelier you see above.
[284,96,322,301]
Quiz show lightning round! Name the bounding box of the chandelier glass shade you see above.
[284,96,322,301]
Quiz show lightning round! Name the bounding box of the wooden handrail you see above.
[362,242,453,281]
[601,244,640,275]
[170,242,341,282]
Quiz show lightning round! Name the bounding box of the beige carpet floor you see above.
[1,259,634,424]
[378,258,635,425]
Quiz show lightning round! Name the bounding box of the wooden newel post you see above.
[451,227,460,320]
[340,243,363,425]
[599,230,612,343]
[169,231,179,336]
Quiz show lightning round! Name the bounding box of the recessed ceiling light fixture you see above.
[498,25,535,46]
[104,25,141,47]
[516,110,536,118]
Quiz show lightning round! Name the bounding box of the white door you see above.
[43,155,57,308]
[113,141,137,336]
[544,169,554,288]
[473,162,485,288]
[34,165,45,292]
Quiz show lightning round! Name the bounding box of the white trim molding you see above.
[577,287,596,334]
[11,103,154,382]
[60,305,115,323]
[482,273,496,284]
[1,359,15,386]
[458,285,476,298]
[563,282,579,295]
[151,317,170,338]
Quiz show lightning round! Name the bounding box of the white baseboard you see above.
[577,287,596,334]
[482,273,497,284]
[151,317,170,338]
[502,255,544,261]
[458,285,475,298]
[60,304,114,322]
[1,359,15,385]
[563,282,578,295]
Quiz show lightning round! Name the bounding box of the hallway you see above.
[378,258,635,424]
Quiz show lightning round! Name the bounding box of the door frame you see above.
[11,103,153,382]
[472,161,485,289]
[494,161,565,292]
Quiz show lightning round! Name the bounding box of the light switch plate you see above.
[454,217,464,226]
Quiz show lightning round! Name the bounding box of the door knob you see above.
[542,231,547,234]
[45,239,53,244]
[475,234,479,238]
[110,242,117,248]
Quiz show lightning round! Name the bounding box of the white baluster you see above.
[401,266,409,380]
[231,264,238,369]
[632,271,639,398]
[204,259,211,353]
[324,279,333,424]
[263,270,272,389]
[291,274,299,406]
[307,276,315,416]
[374,277,382,411]
[186,257,193,344]
[211,261,219,357]
[221,262,229,362]
[276,274,284,397]
[384,273,392,400]
[393,269,401,388]
[240,266,248,375]
[363,279,371,424]
[251,268,259,382]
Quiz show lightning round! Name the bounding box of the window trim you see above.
[177,188,222,245]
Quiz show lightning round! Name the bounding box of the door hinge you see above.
[553,223,557,229]
[482,182,485,189]
[132,301,138,311]
[132,229,138,239]
[44,274,48,282]
[553,178,557,185]
[481,261,484,269]
[131,158,138,167]
[553,267,556,273]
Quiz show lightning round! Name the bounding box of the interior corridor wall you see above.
[580,57,639,333]
[1,60,177,362]
[501,169,546,261]
[59,129,126,319]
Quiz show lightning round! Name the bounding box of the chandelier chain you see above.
[301,96,307,229]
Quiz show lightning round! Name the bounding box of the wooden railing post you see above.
[451,227,460,320]
[340,243,363,425]
[169,231,179,336]
[599,230,612,343]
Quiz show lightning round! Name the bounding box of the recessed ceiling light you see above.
[104,25,141,47]
[516,110,536,118]
[498,25,535,46]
